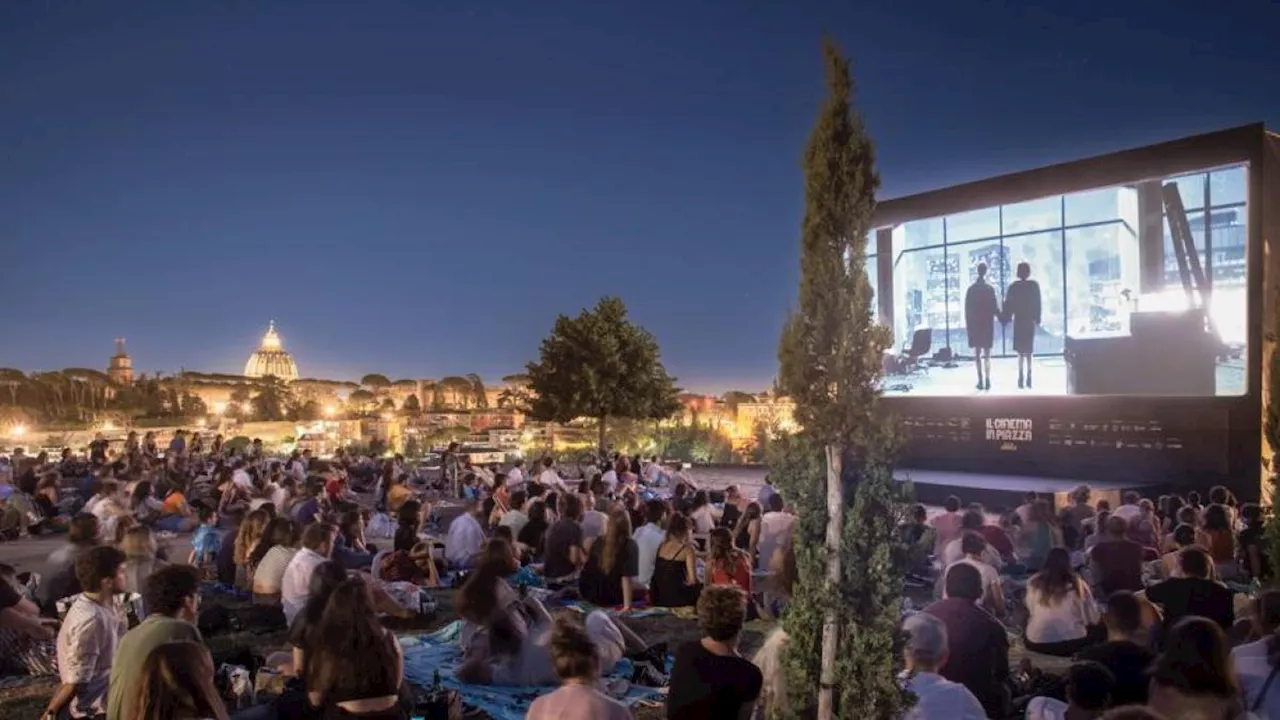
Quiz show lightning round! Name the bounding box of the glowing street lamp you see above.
[213,402,228,415]
[102,421,115,432]
[11,424,25,438]
[324,406,336,418]
[195,417,207,428]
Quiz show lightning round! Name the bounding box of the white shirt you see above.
[1234,637,1280,717]
[600,469,618,494]
[289,460,306,482]
[499,508,530,538]
[232,469,254,491]
[57,594,127,719]
[281,548,328,626]
[642,462,662,485]
[757,511,796,571]
[445,512,485,568]
[633,523,665,585]
[581,510,609,542]
[507,466,525,492]
[1023,582,1099,644]
[1024,696,1066,720]
[901,671,987,719]
[538,468,568,493]
[944,558,1001,605]
[690,504,719,535]
[1112,504,1143,523]
[940,537,1003,569]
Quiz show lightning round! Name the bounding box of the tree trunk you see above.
[818,443,844,720]
[597,415,608,455]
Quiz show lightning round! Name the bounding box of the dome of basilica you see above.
[244,321,299,381]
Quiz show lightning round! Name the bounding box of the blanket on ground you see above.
[400,621,667,720]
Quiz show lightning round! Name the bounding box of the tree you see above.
[774,41,908,719]
[181,392,208,418]
[252,376,290,421]
[526,296,681,451]
[360,374,392,390]
[348,388,375,413]
[380,397,397,412]
[402,393,422,415]
[467,374,488,409]
[287,399,322,422]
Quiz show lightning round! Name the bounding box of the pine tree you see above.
[773,39,910,719]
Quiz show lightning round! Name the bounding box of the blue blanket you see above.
[400,621,666,720]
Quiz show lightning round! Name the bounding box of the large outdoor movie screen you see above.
[873,163,1249,398]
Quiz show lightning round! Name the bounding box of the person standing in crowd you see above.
[538,456,568,494]
[506,458,526,493]
[39,513,100,612]
[46,546,129,720]
[923,563,1009,718]
[1001,260,1042,389]
[964,261,1000,391]
[527,616,633,720]
[120,526,168,617]
[666,585,762,720]
[107,565,203,720]
[1075,591,1156,707]
[1238,503,1270,582]
[900,612,986,720]
[131,641,228,720]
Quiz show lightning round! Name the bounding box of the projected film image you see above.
[873,163,1248,397]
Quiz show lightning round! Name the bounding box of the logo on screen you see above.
[986,417,1033,448]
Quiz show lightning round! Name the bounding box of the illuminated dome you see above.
[244,321,299,381]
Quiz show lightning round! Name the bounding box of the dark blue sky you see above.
[2,1,1277,393]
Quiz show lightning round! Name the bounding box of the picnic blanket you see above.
[550,597,671,619]
[400,621,667,720]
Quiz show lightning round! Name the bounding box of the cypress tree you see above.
[773,39,911,719]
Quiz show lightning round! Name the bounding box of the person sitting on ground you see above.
[250,516,301,604]
[928,495,965,556]
[579,494,610,550]
[1024,547,1102,657]
[187,506,221,570]
[1025,660,1115,720]
[1088,515,1146,597]
[1059,485,1096,550]
[1144,545,1236,635]
[498,490,530,538]
[923,562,1009,719]
[542,493,587,580]
[154,481,196,533]
[131,640,229,720]
[651,513,701,608]
[943,532,1005,617]
[1148,616,1244,720]
[303,576,405,717]
[579,510,641,610]
[719,485,745,530]
[0,563,58,644]
[1075,590,1156,707]
[667,585,762,720]
[378,500,440,586]
[106,564,203,720]
[1159,523,1198,579]
[128,481,166,527]
[456,537,662,688]
[899,503,934,573]
[232,508,271,589]
[633,499,668,589]
[333,509,375,570]
[705,527,752,597]
[1164,505,1209,549]
[941,510,1004,568]
[272,560,350,677]
[120,526,168,618]
[974,503,1017,564]
[1112,491,1142,524]
[756,494,795,573]
[282,522,337,626]
[444,497,486,570]
[385,472,414,515]
[1020,500,1063,572]
[39,513,100,613]
[1232,589,1280,716]
[900,611,986,719]
[526,615,634,720]
[688,490,721,536]
[518,499,551,559]
[46,546,129,720]
[1202,503,1239,580]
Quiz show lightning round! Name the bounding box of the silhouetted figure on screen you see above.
[1002,262,1042,389]
[964,262,1001,391]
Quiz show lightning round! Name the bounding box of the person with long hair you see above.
[132,641,229,720]
[1019,500,1063,572]
[688,490,720,535]
[733,501,762,558]
[250,517,300,603]
[1023,547,1102,656]
[120,526,167,617]
[333,509,375,570]
[302,576,404,717]
[1149,616,1245,720]
[579,511,640,610]
[1001,260,1041,388]
[271,560,350,677]
[650,513,701,608]
[1203,503,1238,579]
[128,481,165,527]
[38,513,100,612]
[232,509,271,590]
[705,527,751,595]
[377,501,439,587]
[455,537,661,688]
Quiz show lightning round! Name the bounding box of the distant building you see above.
[244,321,299,382]
[735,394,797,439]
[107,338,134,385]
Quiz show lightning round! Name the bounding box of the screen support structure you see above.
[1163,183,1222,346]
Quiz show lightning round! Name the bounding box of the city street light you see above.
[102,421,115,432]
[213,402,227,415]
[324,406,336,418]
[12,424,25,438]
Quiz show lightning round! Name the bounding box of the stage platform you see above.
[895,468,1163,511]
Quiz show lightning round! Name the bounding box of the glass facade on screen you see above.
[874,163,1248,398]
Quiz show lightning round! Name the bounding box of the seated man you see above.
[444,499,486,570]
[1024,661,1114,720]
[900,612,986,719]
[282,523,336,626]
[667,585,762,719]
[923,562,1009,719]
[46,547,129,720]
[1144,546,1235,634]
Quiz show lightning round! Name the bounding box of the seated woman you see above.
[1024,547,1103,657]
[268,560,349,676]
[377,501,440,587]
[579,511,640,610]
[333,510,376,570]
[250,517,301,605]
[517,500,550,560]
[129,481,166,527]
[1149,616,1243,720]
[705,528,751,595]
[719,486,746,530]
[232,509,271,590]
[688,490,721,536]
[121,526,168,618]
[733,502,762,561]
[650,514,701,608]
[455,537,663,688]
[385,473,414,515]
[303,576,408,719]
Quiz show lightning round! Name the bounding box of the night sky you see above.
[2,1,1277,393]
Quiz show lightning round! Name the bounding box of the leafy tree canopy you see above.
[526,296,680,449]
[361,374,391,388]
